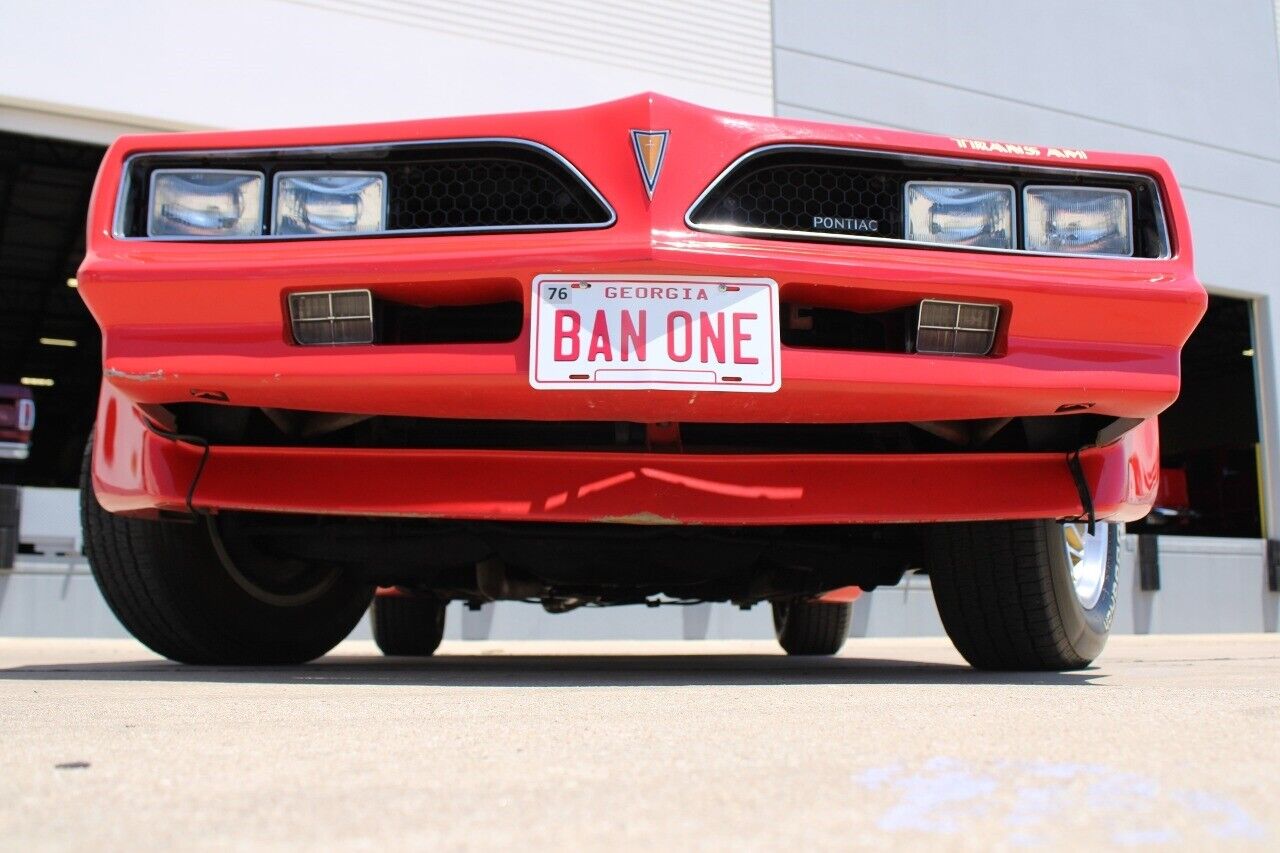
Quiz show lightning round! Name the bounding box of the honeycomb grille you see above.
[690,155,905,239]
[387,157,607,231]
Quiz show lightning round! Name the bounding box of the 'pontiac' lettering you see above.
[812,216,878,232]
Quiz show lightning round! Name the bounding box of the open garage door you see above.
[1130,295,1264,538]
[0,130,105,487]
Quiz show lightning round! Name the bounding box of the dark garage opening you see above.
[1130,295,1264,539]
[0,129,105,488]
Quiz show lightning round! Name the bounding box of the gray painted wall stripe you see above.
[776,100,1280,212]
[779,46,1280,166]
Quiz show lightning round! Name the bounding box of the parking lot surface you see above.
[1,634,1277,850]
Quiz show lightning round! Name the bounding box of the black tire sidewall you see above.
[771,599,851,656]
[372,595,447,656]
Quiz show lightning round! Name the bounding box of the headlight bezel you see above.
[904,180,1138,259]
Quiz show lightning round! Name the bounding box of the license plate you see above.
[530,275,780,392]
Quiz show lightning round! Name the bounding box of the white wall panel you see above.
[0,0,773,133]
[775,0,1280,159]
[280,0,773,101]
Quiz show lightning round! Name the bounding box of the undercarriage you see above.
[211,512,916,610]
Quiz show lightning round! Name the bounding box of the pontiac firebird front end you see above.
[77,94,1205,669]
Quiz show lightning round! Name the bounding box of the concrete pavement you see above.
[1,634,1277,850]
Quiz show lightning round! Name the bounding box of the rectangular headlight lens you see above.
[1024,186,1132,256]
[148,170,263,238]
[273,172,387,236]
[905,182,1014,249]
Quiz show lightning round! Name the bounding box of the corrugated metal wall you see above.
[0,0,774,132]
[279,0,773,101]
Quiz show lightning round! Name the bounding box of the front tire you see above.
[772,599,852,656]
[372,595,447,656]
[80,436,373,664]
[927,520,1119,671]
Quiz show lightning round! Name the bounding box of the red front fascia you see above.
[79,94,1203,524]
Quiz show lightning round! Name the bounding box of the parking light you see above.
[916,299,1000,356]
[288,289,375,345]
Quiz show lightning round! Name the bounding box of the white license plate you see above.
[530,275,780,392]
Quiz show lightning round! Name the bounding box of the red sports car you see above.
[77,94,1204,668]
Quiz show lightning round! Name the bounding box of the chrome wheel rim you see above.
[1063,522,1110,610]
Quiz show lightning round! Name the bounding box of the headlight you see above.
[148,170,264,238]
[905,182,1014,249]
[273,172,387,236]
[1024,186,1132,256]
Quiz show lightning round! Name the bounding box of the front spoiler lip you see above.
[94,417,1159,526]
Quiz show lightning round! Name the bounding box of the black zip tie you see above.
[140,421,211,519]
[1066,449,1095,536]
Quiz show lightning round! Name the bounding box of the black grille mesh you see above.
[388,157,604,230]
[696,162,903,238]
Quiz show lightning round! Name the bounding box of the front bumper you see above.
[85,236,1195,425]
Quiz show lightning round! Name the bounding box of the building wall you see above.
[0,0,772,135]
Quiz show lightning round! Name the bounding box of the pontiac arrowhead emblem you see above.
[630,130,669,197]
